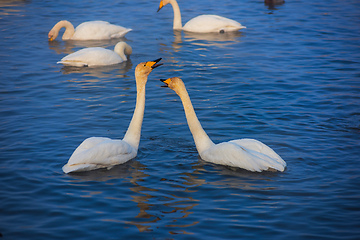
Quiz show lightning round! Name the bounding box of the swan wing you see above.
[63,137,137,173]
[57,47,122,67]
[72,21,132,40]
[200,139,286,172]
[183,15,246,33]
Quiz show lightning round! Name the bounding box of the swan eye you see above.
[219,29,225,34]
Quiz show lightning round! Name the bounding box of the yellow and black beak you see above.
[146,58,163,69]
[48,36,54,41]
[160,78,171,88]
[157,0,164,12]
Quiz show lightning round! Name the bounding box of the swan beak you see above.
[157,0,164,12]
[160,78,170,87]
[48,36,54,41]
[147,58,163,69]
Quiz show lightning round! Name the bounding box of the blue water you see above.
[1,0,360,239]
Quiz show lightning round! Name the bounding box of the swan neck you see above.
[115,43,132,61]
[122,75,147,151]
[178,88,214,154]
[169,0,182,30]
[54,20,75,40]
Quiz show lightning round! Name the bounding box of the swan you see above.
[48,20,132,41]
[160,77,286,172]
[157,0,246,33]
[62,58,162,173]
[57,41,132,67]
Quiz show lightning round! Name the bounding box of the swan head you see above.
[48,29,58,41]
[160,77,186,95]
[157,0,170,12]
[135,58,163,82]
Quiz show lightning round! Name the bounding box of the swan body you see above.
[161,77,286,172]
[157,0,246,33]
[48,20,132,41]
[57,41,132,67]
[62,58,162,173]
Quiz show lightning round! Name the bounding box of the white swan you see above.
[48,20,132,41]
[157,0,246,33]
[57,41,132,67]
[161,77,286,172]
[62,58,162,173]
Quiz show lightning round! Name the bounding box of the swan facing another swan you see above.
[62,58,162,173]
[48,20,132,41]
[157,0,246,33]
[57,41,132,67]
[160,77,286,172]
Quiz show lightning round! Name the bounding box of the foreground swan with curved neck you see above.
[161,77,286,172]
[57,41,132,67]
[48,20,132,41]
[62,58,162,173]
[157,0,246,33]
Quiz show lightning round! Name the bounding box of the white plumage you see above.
[157,0,245,33]
[62,58,162,173]
[57,41,132,67]
[161,77,286,172]
[48,20,132,41]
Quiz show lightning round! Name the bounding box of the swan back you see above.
[62,137,136,173]
[72,21,132,40]
[57,47,121,67]
[200,139,286,172]
[183,15,246,33]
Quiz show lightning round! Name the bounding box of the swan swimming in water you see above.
[48,20,132,41]
[57,41,132,67]
[160,77,286,172]
[62,58,162,173]
[157,0,246,33]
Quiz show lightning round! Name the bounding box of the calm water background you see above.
[0,0,359,239]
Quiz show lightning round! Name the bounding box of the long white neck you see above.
[178,88,215,154]
[169,0,183,30]
[53,20,75,40]
[122,76,146,151]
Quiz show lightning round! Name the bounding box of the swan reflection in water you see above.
[65,155,282,234]
[66,159,202,233]
[170,30,244,51]
[48,37,130,55]
[59,59,133,78]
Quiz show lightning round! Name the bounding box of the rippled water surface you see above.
[1,0,360,239]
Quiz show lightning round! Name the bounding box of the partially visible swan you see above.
[160,77,286,172]
[157,0,246,33]
[48,20,132,41]
[57,41,132,67]
[62,58,162,173]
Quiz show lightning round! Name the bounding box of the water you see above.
[0,0,359,239]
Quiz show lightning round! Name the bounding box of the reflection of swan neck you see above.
[169,0,182,30]
[123,74,146,151]
[54,20,75,40]
[178,87,215,154]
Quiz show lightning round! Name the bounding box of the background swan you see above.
[57,41,132,67]
[161,77,286,172]
[62,58,162,173]
[48,20,132,41]
[157,0,246,33]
